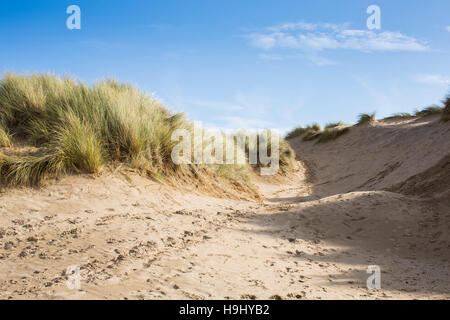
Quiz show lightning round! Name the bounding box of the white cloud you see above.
[414,74,450,85]
[267,22,344,33]
[305,54,336,67]
[250,34,276,50]
[247,22,429,64]
[446,26,450,32]
[259,52,335,66]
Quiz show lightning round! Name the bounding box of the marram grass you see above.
[285,123,321,141]
[0,122,11,147]
[316,126,350,143]
[285,122,349,143]
[0,73,294,197]
[414,105,443,117]
[357,113,376,125]
[285,90,450,145]
[324,121,346,129]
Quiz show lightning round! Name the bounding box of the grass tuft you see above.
[324,121,346,129]
[357,113,376,125]
[0,122,12,147]
[0,151,66,186]
[301,124,322,141]
[382,113,412,120]
[286,123,321,141]
[54,112,104,173]
[285,127,307,140]
[286,122,349,143]
[286,121,350,143]
[317,127,350,143]
[414,105,443,117]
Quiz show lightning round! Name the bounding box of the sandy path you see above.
[0,157,449,299]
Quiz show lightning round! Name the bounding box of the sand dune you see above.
[0,116,449,299]
[288,115,450,198]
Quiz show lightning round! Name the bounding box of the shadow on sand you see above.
[241,191,450,295]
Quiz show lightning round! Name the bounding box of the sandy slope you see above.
[0,116,449,299]
[288,115,450,198]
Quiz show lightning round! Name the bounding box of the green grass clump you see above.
[0,122,11,147]
[54,112,104,173]
[285,123,321,141]
[279,138,295,169]
[260,131,295,171]
[357,113,376,125]
[234,130,295,173]
[317,127,350,143]
[0,73,185,183]
[414,105,443,117]
[302,123,322,141]
[0,73,294,194]
[0,75,160,184]
[286,122,349,143]
[383,113,412,120]
[285,127,307,140]
[324,121,346,129]
[0,151,65,186]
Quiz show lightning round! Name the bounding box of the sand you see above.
[0,115,449,299]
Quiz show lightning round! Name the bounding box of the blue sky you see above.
[1,0,450,133]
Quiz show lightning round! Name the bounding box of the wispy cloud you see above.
[446,26,450,32]
[303,54,336,66]
[259,52,335,66]
[247,22,429,65]
[414,74,450,85]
